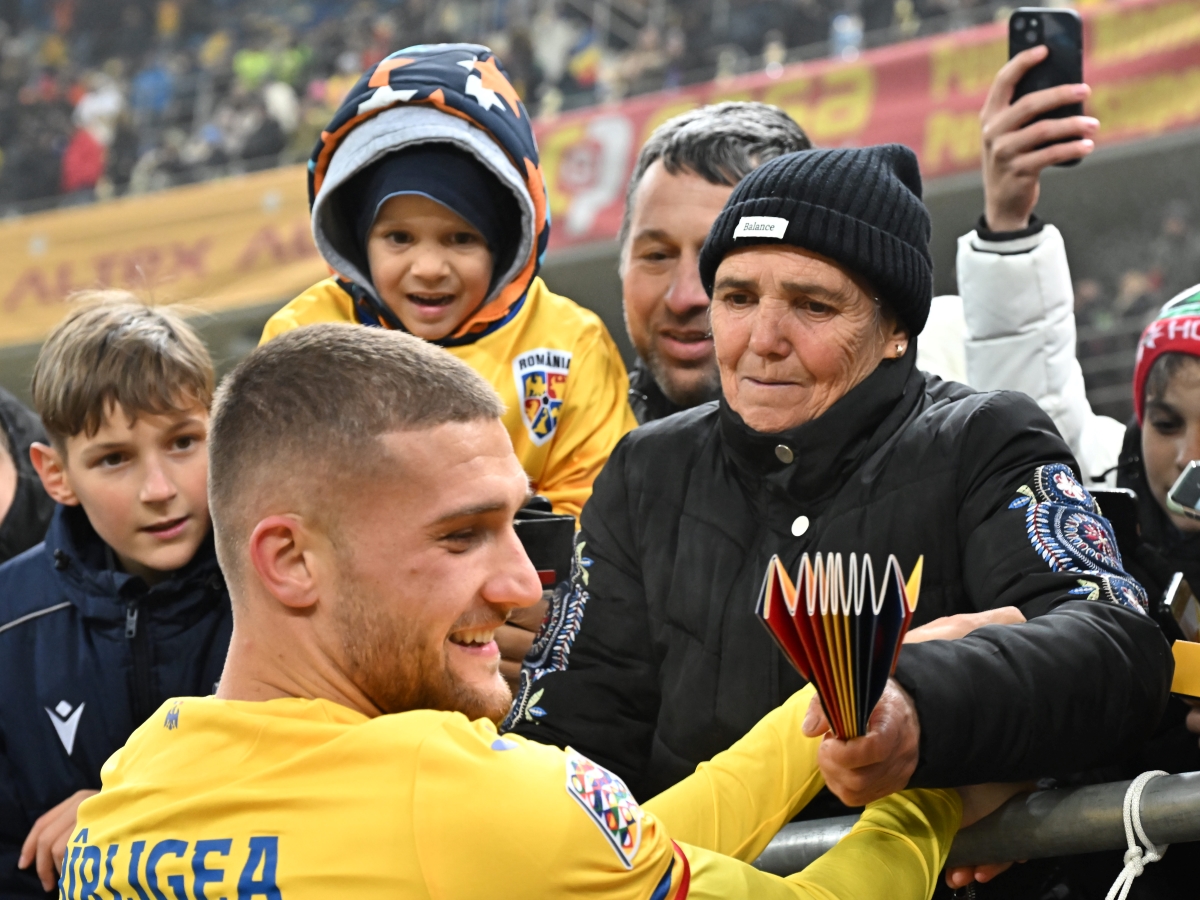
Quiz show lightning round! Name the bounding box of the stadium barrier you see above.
[754,771,1200,874]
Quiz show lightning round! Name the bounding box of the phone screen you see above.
[1168,461,1200,519]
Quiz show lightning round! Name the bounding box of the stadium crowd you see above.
[0,0,1007,213]
[2,19,1200,900]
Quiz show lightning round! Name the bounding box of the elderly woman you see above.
[509,146,1169,826]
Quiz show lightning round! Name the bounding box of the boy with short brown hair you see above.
[0,294,232,897]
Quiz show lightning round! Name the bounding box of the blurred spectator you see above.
[1149,202,1200,302]
[59,124,104,194]
[0,0,1004,212]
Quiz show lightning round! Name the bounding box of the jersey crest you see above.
[513,348,572,445]
[564,748,643,868]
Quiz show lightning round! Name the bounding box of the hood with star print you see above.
[307,44,549,344]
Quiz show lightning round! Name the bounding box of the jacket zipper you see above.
[125,601,154,725]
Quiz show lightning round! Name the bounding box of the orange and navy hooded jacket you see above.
[261,44,636,520]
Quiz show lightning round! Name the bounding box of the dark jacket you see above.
[627,360,688,426]
[509,353,1172,801]
[0,388,54,564]
[0,506,232,898]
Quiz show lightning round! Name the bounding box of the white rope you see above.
[1105,770,1169,900]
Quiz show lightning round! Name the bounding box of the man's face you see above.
[328,418,542,723]
[622,161,732,407]
[55,403,211,584]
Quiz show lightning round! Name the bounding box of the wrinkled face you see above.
[710,246,904,433]
[622,162,733,407]
[328,419,542,723]
[1142,359,1200,532]
[59,403,211,583]
[366,194,495,342]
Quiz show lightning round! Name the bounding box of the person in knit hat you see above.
[511,144,1170,897]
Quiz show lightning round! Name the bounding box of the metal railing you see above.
[754,771,1200,874]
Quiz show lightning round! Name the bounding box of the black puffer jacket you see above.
[510,353,1172,801]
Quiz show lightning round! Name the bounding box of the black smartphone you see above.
[1009,8,1084,166]
[1091,487,1139,558]
[1162,571,1200,643]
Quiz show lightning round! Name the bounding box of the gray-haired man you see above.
[618,102,811,422]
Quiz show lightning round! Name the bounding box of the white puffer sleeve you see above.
[956,224,1126,484]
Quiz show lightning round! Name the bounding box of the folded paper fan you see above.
[755,552,922,739]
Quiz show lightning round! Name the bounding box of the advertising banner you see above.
[0,164,321,347]
[533,0,1200,250]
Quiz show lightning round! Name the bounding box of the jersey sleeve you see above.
[643,685,824,862]
[411,721,679,900]
[258,279,354,346]
[536,323,638,521]
[678,787,960,900]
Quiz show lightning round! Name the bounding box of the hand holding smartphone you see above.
[1008,8,1085,167]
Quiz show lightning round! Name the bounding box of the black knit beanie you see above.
[698,144,933,335]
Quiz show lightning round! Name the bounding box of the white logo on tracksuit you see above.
[45,700,85,755]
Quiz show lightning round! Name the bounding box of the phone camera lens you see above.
[1014,16,1024,28]
[1026,29,1037,42]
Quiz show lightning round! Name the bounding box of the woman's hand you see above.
[980,45,1098,232]
[803,607,1027,806]
[904,606,1026,643]
[802,679,921,806]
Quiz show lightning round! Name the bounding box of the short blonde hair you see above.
[209,323,504,585]
[31,291,214,447]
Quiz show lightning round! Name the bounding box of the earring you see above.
[895,343,905,356]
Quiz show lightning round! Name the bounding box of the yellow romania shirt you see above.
[260,277,638,521]
[66,685,959,899]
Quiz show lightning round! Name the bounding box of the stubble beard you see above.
[333,576,513,724]
[643,343,722,409]
[634,304,723,409]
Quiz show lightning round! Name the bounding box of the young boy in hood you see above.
[0,296,231,897]
[261,45,637,521]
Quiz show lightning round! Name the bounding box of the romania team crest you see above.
[513,348,572,445]
[565,748,643,868]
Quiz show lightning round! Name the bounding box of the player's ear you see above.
[248,515,324,610]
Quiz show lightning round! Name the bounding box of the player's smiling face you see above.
[366,194,495,342]
[330,418,542,723]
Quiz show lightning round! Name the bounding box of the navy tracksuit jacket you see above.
[0,505,231,897]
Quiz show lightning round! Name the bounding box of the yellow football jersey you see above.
[260,276,638,521]
[65,685,960,900]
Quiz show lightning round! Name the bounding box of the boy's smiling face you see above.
[31,402,211,585]
[366,194,495,341]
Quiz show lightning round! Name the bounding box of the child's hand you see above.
[19,788,98,891]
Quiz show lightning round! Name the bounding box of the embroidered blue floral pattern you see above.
[1010,463,1148,613]
[501,536,591,731]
